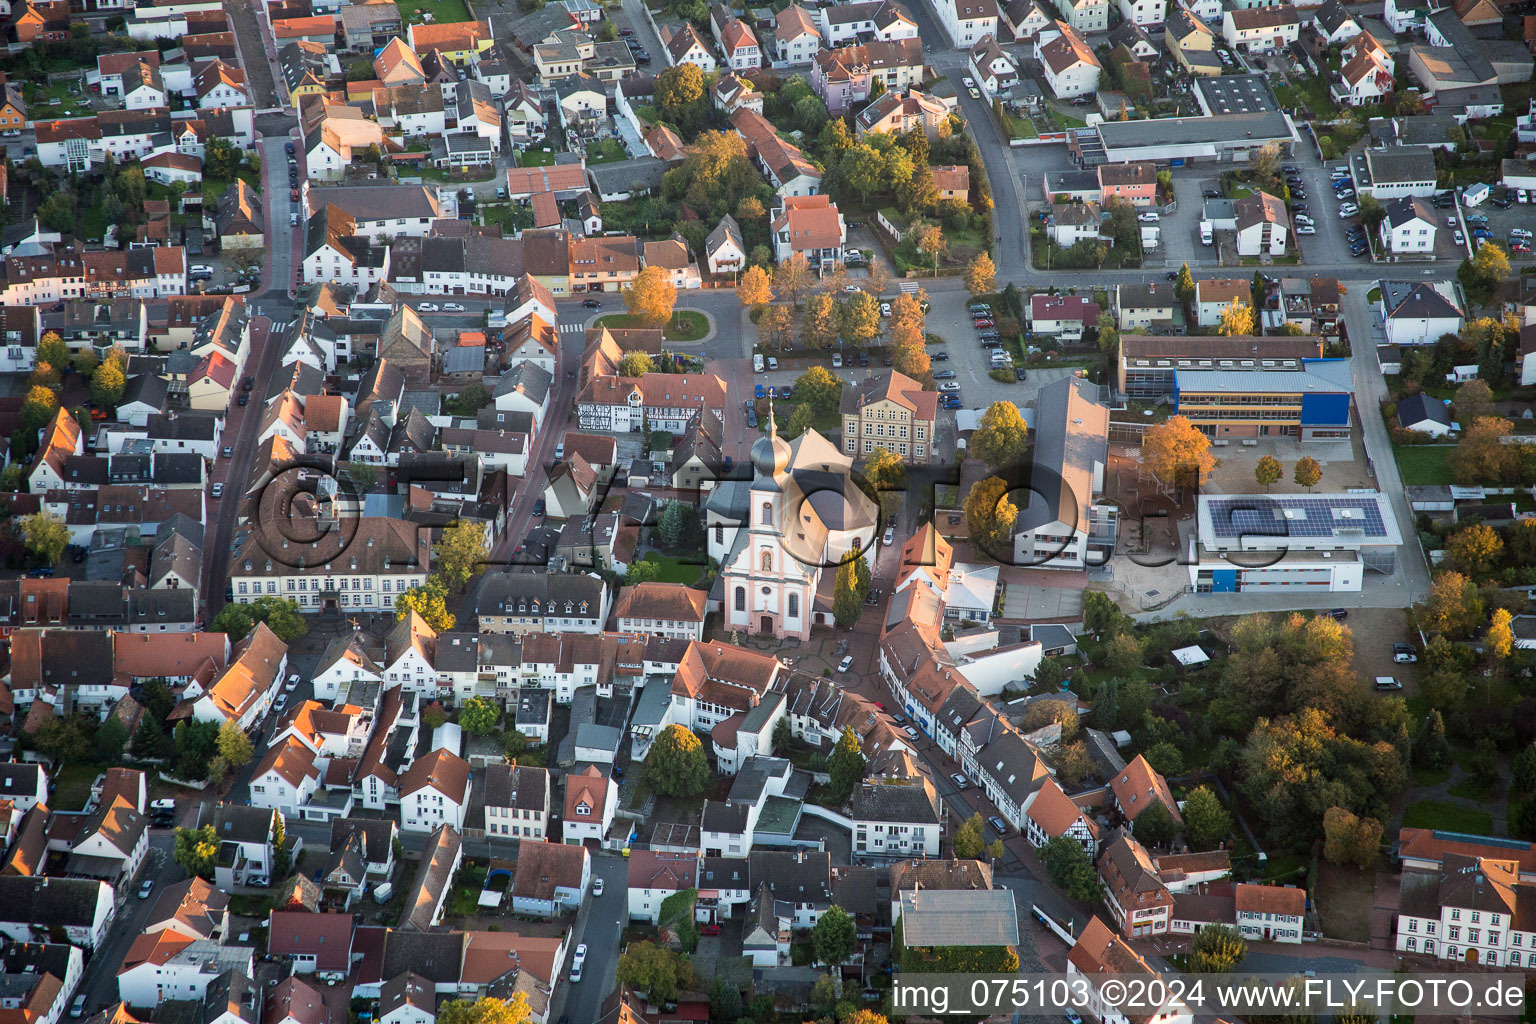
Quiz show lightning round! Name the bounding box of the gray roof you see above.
[479,571,606,617]
[1017,377,1108,533]
[213,804,274,845]
[401,824,461,932]
[1396,393,1451,429]
[0,877,105,927]
[483,763,548,812]
[1174,359,1352,394]
[740,689,785,734]
[1382,280,1463,321]
[1193,73,1278,115]
[380,929,463,984]
[1364,145,1436,186]
[574,722,621,754]
[1383,196,1436,230]
[702,799,750,834]
[896,888,1019,946]
[442,344,486,377]
[493,360,554,404]
[1426,10,1493,81]
[201,969,258,1024]
[586,157,668,197]
[1028,622,1078,651]
[121,373,168,411]
[850,778,941,824]
[748,850,833,905]
[1098,110,1295,152]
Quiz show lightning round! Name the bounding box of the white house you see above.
[1022,776,1100,856]
[850,776,943,859]
[1117,0,1165,26]
[484,763,551,841]
[1068,917,1195,1024]
[561,765,617,845]
[249,737,322,817]
[1379,196,1437,254]
[626,850,698,923]
[661,23,717,72]
[1380,280,1465,346]
[1222,5,1299,53]
[398,749,471,833]
[0,877,115,949]
[1233,884,1305,944]
[1037,22,1101,99]
[118,935,253,1008]
[936,0,1000,48]
[1234,191,1289,257]
[705,214,747,276]
[71,795,150,885]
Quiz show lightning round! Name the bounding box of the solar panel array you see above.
[1206,496,1389,540]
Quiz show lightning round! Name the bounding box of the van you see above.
[1200,222,1213,246]
[752,353,765,372]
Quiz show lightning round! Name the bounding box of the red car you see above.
[701,924,722,936]
[973,320,995,329]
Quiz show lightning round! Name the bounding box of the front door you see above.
[760,614,773,634]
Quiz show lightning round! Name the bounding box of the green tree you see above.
[94,716,128,763]
[626,559,661,585]
[208,604,255,641]
[1041,835,1101,901]
[794,365,843,417]
[782,402,816,440]
[1082,591,1126,636]
[36,333,69,373]
[1514,747,1536,795]
[963,477,1017,560]
[1142,741,1184,777]
[132,717,173,759]
[812,905,856,966]
[864,446,906,492]
[435,520,489,591]
[451,382,491,414]
[245,597,309,643]
[840,291,882,345]
[91,352,127,408]
[1254,454,1282,491]
[204,136,242,179]
[1133,800,1179,848]
[437,995,533,1024]
[970,401,1029,471]
[216,719,253,769]
[1415,710,1451,771]
[1174,263,1196,306]
[1182,786,1233,851]
[833,557,863,628]
[799,293,840,351]
[1322,806,1383,870]
[656,502,703,553]
[615,943,693,1005]
[827,726,866,802]
[1191,925,1247,973]
[953,812,986,858]
[617,350,654,377]
[1420,571,1483,639]
[1293,456,1322,492]
[647,724,709,797]
[396,577,456,632]
[840,144,884,205]
[19,511,68,565]
[1101,632,1143,676]
[173,825,220,878]
[459,696,502,736]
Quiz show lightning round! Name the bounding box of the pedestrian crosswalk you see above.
[559,323,586,334]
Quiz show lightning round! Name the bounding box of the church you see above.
[709,403,878,641]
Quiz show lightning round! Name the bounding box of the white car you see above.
[1294,214,1313,225]
[211,483,223,498]
[286,673,300,691]
[443,302,466,312]
[837,655,855,673]
[962,77,975,87]
[190,264,214,275]
[904,725,920,739]
[880,302,892,317]
[150,799,176,811]
[1297,225,1316,234]
[418,302,439,312]
[592,878,605,896]
[1138,212,1159,223]
[844,284,861,293]
[767,356,779,371]
[573,944,587,970]
[883,524,895,545]
[950,773,969,789]
[1338,205,1358,218]
[939,382,961,392]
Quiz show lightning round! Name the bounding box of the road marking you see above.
[560,323,585,334]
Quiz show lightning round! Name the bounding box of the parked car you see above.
[1202,188,1221,199]
[222,446,234,458]
[442,302,465,312]
[767,356,778,370]
[939,382,960,392]
[284,142,295,154]
[880,302,892,317]
[583,298,601,308]
[832,352,843,367]
[1327,608,1348,620]
[950,773,969,789]
[903,725,920,739]
[837,655,854,673]
[138,879,155,899]
[211,483,223,499]
[931,351,949,361]
[418,302,439,311]
[1393,643,1418,664]
[883,524,895,545]
[934,369,957,379]
[1297,225,1316,234]
[1374,676,1403,691]
[969,303,991,313]
[987,816,1008,834]
[70,997,86,1019]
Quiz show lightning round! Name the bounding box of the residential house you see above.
[1110,754,1182,826]
[1116,281,1176,331]
[0,877,114,949]
[1038,22,1102,98]
[970,36,1020,98]
[561,766,617,845]
[1380,196,1437,254]
[484,763,551,841]
[615,583,709,640]
[770,195,845,271]
[1234,883,1306,943]
[1117,0,1165,27]
[732,109,822,196]
[1380,280,1464,346]
[511,841,591,917]
[1234,190,1289,256]
[398,749,471,833]
[660,23,717,73]
[711,6,762,70]
[1067,917,1195,1024]
[854,89,952,138]
[626,850,697,923]
[401,824,461,931]
[266,910,354,978]
[705,215,746,276]
[1023,776,1100,856]
[773,5,821,65]
[936,0,1000,47]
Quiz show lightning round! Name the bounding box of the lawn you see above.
[586,138,627,164]
[395,0,469,25]
[1393,445,1455,486]
[1001,111,1037,141]
[518,148,558,167]
[636,551,706,584]
[1402,799,1494,835]
[1263,852,1309,883]
[1292,76,1337,118]
[51,762,101,811]
[595,311,709,342]
[1315,860,1373,943]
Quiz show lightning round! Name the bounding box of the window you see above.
[715,525,723,544]
[734,587,745,611]
[788,594,799,618]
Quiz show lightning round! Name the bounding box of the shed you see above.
[1171,645,1209,669]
